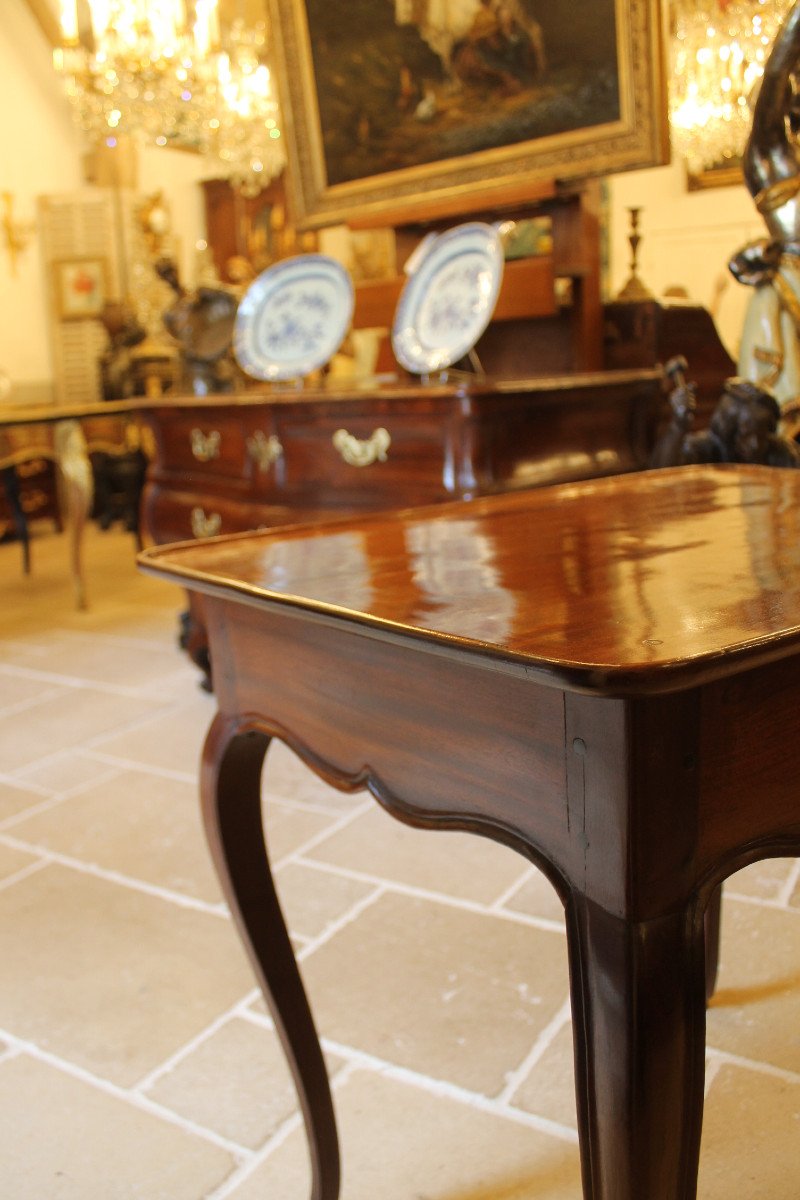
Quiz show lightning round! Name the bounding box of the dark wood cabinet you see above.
[141,370,665,551]
[201,176,317,285]
[603,298,735,427]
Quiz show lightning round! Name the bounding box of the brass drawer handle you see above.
[190,507,221,538]
[247,430,283,471]
[332,426,391,467]
[190,428,221,462]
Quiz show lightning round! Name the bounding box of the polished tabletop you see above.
[140,464,800,695]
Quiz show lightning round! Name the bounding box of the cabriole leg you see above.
[201,715,339,1200]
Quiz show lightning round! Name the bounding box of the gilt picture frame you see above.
[686,162,745,192]
[53,257,107,320]
[269,0,669,228]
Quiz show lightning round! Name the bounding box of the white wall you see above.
[0,0,83,394]
[607,155,766,362]
[135,147,209,288]
[0,0,209,400]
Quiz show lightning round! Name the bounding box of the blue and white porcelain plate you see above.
[234,254,354,382]
[391,222,504,374]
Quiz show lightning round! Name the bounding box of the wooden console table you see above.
[140,464,800,1199]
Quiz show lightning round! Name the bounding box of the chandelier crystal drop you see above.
[669,0,794,175]
[54,1,286,196]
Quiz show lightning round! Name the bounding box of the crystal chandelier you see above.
[54,1,286,196]
[669,0,793,175]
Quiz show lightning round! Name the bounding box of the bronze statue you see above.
[731,1,800,425]
[98,300,147,400]
[156,257,238,396]
[651,356,800,470]
[740,2,800,231]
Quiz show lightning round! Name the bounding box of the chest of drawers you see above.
[141,370,664,547]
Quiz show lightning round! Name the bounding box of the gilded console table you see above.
[0,401,143,607]
[140,464,800,1199]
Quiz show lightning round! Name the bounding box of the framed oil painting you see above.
[269,0,669,228]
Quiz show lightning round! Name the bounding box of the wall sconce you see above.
[2,192,36,276]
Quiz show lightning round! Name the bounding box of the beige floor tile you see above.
[141,664,212,704]
[263,739,365,809]
[0,686,170,772]
[116,609,188,638]
[0,628,186,692]
[501,867,566,926]
[298,891,570,1095]
[273,861,377,940]
[699,1063,800,1198]
[707,898,800,1072]
[0,863,255,1086]
[1,528,176,636]
[90,692,217,774]
[8,768,223,902]
[0,841,39,882]
[0,1054,235,1199]
[82,599,186,635]
[228,1068,581,1200]
[77,590,185,635]
[147,1016,300,1149]
[263,801,348,863]
[509,1021,578,1130]
[0,778,50,823]
[305,806,531,905]
[725,857,797,902]
[0,672,61,713]
[12,749,119,794]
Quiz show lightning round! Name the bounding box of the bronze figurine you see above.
[651,356,800,469]
[156,257,238,396]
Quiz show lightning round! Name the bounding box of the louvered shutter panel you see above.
[39,190,139,406]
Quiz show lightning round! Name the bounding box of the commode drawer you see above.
[141,483,344,546]
[154,412,248,479]
[274,409,453,505]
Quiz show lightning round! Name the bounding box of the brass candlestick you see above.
[615,207,654,302]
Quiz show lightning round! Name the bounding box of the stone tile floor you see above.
[0,523,799,1198]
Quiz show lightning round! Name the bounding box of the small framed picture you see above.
[53,257,107,320]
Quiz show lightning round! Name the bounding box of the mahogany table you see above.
[139,464,800,1200]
